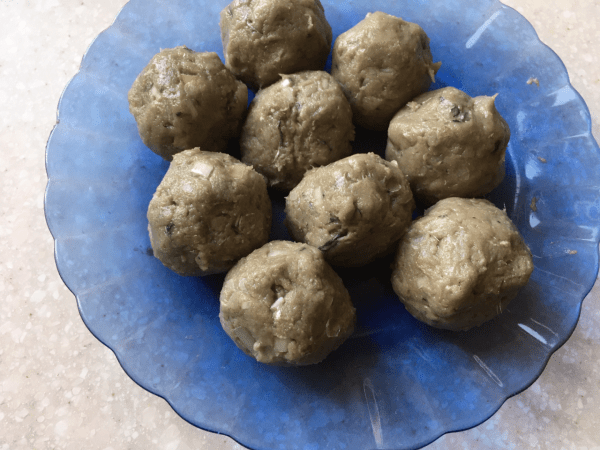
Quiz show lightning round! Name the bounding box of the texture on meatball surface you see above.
[391,198,534,331]
[285,153,415,267]
[128,47,247,161]
[219,240,356,365]
[331,11,441,131]
[220,0,332,90]
[386,87,510,205]
[147,149,271,276]
[241,71,354,191]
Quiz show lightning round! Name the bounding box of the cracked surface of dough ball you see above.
[147,149,271,276]
[392,198,534,331]
[285,153,415,267]
[220,0,332,90]
[331,11,441,131]
[386,87,510,205]
[219,240,356,365]
[128,47,248,161]
[241,71,354,191]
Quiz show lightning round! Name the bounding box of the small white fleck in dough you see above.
[191,162,214,178]
[270,297,285,320]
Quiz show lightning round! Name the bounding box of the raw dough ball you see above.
[128,47,247,161]
[147,149,271,276]
[386,87,510,205]
[285,153,415,267]
[219,240,356,365]
[241,71,354,191]
[331,11,441,131]
[220,0,332,90]
[391,198,534,331]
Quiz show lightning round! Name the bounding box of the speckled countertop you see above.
[1,0,599,449]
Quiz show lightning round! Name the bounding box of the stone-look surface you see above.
[0,0,598,449]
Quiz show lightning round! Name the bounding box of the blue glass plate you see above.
[45,0,600,449]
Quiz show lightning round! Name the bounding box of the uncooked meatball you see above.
[241,71,354,191]
[128,47,247,161]
[391,198,534,331]
[285,153,415,267]
[220,0,332,90]
[386,87,510,205]
[219,240,356,365]
[331,11,441,131]
[147,149,271,276]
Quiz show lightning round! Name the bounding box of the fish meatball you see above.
[241,71,354,191]
[391,198,534,331]
[220,0,332,90]
[331,11,441,130]
[285,153,415,267]
[128,47,247,161]
[147,149,271,276]
[219,240,356,365]
[386,87,510,205]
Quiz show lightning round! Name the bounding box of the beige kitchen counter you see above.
[0,0,598,448]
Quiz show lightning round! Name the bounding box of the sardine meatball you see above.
[285,153,415,267]
[220,0,332,91]
[391,198,534,331]
[147,149,271,276]
[241,71,354,191]
[331,11,441,131]
[128,47,247,161]
[219,240,356,365]
[386,87,510,205]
